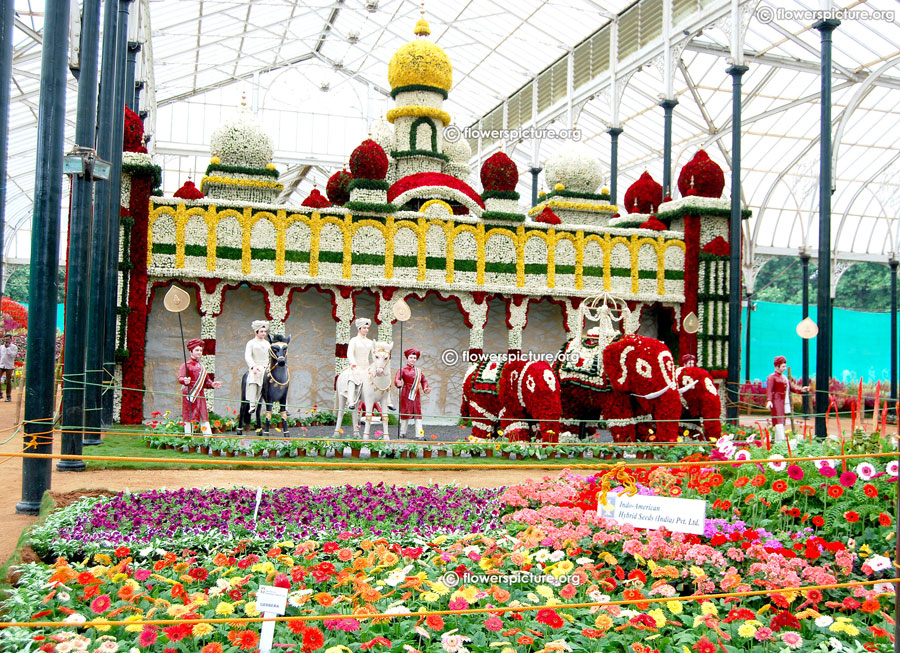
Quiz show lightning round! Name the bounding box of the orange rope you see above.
[2,578,895,629]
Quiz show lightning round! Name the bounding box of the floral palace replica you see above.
[112,18,743,435]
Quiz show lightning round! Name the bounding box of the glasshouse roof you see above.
[4,0,900,280]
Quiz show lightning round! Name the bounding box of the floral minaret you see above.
[200,105,283,204]
[386,15,452,179]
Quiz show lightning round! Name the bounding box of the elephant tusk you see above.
[631,382,677,400]
[678,378,699,395]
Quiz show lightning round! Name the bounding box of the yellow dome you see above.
[388,26,452,96]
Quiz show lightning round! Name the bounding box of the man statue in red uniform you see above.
[766,355,807,441]
[394,348,431,439]
[178,338,221,435]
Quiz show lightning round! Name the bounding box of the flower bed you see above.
[4,431,898,652]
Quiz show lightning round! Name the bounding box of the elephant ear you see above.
[542,369,557,392]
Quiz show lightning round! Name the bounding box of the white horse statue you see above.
[334,341,393,439]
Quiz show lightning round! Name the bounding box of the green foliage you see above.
[4,265,66,303]
[754,259,892,311]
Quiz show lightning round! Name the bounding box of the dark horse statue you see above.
[238,334,291,436]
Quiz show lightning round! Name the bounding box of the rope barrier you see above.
[0,450,896,470]
[1,578,895,630]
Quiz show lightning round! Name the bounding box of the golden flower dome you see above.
[387,20,452,97]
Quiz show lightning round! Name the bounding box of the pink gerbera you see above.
[786,465,804,481]
[839,471,858,487]
[89,594,111,614]
[780,632,804,649]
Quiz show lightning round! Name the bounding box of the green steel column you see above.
[125,41,140,112]
[725,64,748,423]
[101,0,134,426]
[744,292,752,383]
[890,259,898,407]
[814,18,840,439]
[16,0,70,514]
[58,0,103,471]
[801,251,811,416]
[607,127,623,205]
[529,167,541,207]
[659,99,678,198]
[84,0,121,445]
[0,0,13,303]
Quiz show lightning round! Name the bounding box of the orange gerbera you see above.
[798,485,816,496]
[750,474,767,487]
[200,644,224,653]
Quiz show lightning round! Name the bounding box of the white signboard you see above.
[599,493,707,534]
[256,585,288,615]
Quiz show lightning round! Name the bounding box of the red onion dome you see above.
[174,180,204,200]
[123,105,146,153]
[639,216,666,231]
[1,297,27,329]
[350,139,389,180]
[480,151,518,192]
[326,169,352,206]
[301,188,332,208]
[702,236,730,256]
[534,206,561,225]
[678,149,725,198]
[623,171,663,214]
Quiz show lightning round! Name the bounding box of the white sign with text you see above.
[256,585,289,653]
[598,493,707,534]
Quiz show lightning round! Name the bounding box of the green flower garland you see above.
[205,162,279,179]
[482,190,520,201]
[347,179,390,191]
[390,149,450,162]
[482,211,526,223]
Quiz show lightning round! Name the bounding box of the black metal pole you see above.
[801,251,811,416]
[744,293,752,383]
[529,167,541,208]
[15,0,70,514]
[133,81,144,114]
[725,64,748,423]
[101,0,134,426]
[659,99,678,197]
[83,0,120,446]
[814,18,840,439]
[125,41,140,112]
[0,0,13,303]
[891,259,898,409]
[608,127,622,205]
[58,0,102,472]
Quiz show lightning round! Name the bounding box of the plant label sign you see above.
[599,494,707,534]
[256,585,288,615]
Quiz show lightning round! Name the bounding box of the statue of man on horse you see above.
[238,321,292,436]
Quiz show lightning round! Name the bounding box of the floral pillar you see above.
[199,281,224,406]
[333,286,355,377]
[679,213,700,361]
[506,295,529,355]
[267,284,289,336]
[562,298,583,338]
[465,293,488,358]
[375,287,400,343]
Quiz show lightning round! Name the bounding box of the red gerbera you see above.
[750,474,767,487]
[162,624,192,642]
[844,511,860,523]
[772,480,788,493]
[693,636,716,653]
[863,484,878,498]
[302,626,325,651]
[425,614,445,630]
[536,608,564,629]
[879,512,892,527]
[734,476,750,488]
[827,485,844,498]
[812,515,825,527]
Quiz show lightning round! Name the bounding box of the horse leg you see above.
[281,408,289,437]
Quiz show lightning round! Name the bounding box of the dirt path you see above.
[0,391,849,566]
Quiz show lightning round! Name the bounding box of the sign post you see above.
[255,585,288,653]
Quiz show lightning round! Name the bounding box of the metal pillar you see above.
[101,0,134,426]
[529,167,542,207]
[814,18,840,439]
[58,0,102,472]
[0,0,14,302]
[125,41,140,111]
[83,0,120,445]
[891,258,898,407]
[725,64,748,423]
[801,251,812,416]
[744,293,752,383]
[16,0,70,514]
[659,99,678,198]
[608,127,623,204]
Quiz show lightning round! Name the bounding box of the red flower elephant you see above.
[674,366,722,440]
[460,358,562,442]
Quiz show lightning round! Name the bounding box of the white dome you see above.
[544,142,604,194]
[370,119,395,155]
[210,108,274,168]
[443,133,472,162]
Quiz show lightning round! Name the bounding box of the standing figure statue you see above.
[178,338,221,435]
[238,320,269,434]
[395,348,431,439]
[766,355,808,441]
[344,318,374,405]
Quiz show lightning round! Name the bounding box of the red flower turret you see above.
[534,206,561,225]
[480,152,518,192]
[174,180,204,200]
[639,216,666,231]
[123,106,146,153]
[350,139,389,180]
[326,169,352,206]
[301,188,332,208]
[678,150,725,198]
[623,171,662,214]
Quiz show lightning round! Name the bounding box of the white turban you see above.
[355,318,371,329]
[251,320,268,332]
